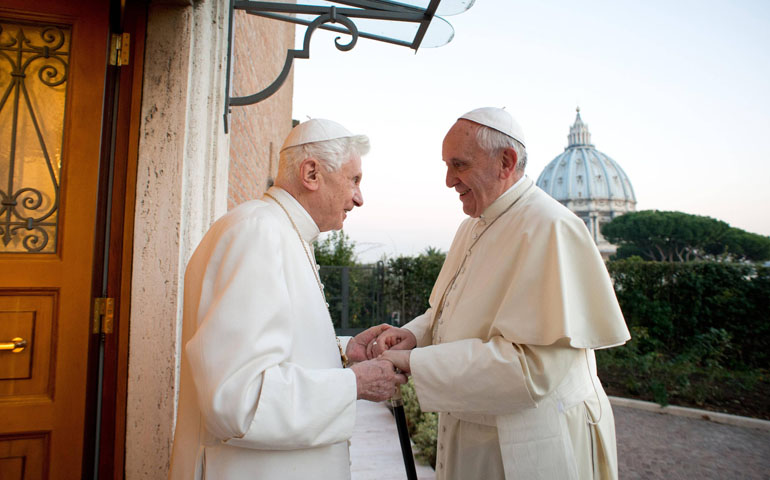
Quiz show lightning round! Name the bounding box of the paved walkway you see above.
[351,400,770,479]
[351,400,435,480]
[615,405,770,479]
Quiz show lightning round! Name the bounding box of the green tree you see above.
[315,232,387,329]
[314,230,357,266]
[601,210,770,262]
[719,228,770,261]
[385,247,446,323]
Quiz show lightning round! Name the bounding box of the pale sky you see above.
[289,0,770,263]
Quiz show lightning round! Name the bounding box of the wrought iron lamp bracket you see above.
[223,0,440,132]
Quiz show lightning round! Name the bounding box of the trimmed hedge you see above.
[607,259,770,369]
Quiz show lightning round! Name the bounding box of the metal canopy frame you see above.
[224,0,442,132]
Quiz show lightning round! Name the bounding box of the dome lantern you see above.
[567,107,593,148]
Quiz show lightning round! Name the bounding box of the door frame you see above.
[81,1,147,478]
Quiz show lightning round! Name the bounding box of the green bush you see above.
[597,326,765,409]
[400,378,438,467]
[411,412,438,467]
[599,260,769,412]
[384,247,445,324]
[315,230,357,266]
[320,264,386,329]
[607,260,770,369]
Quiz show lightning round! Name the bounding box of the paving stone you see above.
[615,405,770,479]
[351,400,435,480]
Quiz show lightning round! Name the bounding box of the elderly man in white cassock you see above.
[168,119,407,480]
[371,107,631,479]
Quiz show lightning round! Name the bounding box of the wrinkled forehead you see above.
[447,119,479,138]
[443,120,481,155]
[340,154,363,176]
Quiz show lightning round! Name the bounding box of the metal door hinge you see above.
[109,33,130,66]
[93,297,115,334]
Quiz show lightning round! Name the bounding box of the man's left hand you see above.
[381,349,412,375]
[346,324,392,363]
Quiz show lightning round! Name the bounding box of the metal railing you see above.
[320,262,389,336]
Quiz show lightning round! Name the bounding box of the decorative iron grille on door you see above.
[0,21,70,253]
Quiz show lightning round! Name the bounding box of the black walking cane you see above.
[391,385,418,480]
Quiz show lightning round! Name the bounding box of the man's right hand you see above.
[367,327,417,359]
[350,359,407,402]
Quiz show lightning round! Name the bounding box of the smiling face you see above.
[315,155,364,232]
[443,120,509,217]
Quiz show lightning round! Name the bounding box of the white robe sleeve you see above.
[516,340,584,402]
[403,309,434,347]
[410,337,579,415]
[184,218,357,450]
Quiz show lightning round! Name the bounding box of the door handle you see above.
[0,337,27,353]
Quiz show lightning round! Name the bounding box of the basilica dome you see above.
[536,109,636,257]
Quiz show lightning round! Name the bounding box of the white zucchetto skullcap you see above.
[459,107,526,147]
[280,118,356,152]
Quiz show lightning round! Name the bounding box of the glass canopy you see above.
[241,0,475,48]
[236,0,474,48]
[225,0,474,130]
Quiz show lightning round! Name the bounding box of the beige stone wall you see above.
[127,5,200,478]
[228,12,295,208]
[125,0,293,478]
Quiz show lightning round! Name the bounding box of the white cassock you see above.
[169,187,357,480]
[403,176,631,480]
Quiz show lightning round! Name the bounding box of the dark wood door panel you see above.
[0,311,34,381]
[0,433,48,480]
[0,293,56,399]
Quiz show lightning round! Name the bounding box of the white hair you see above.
[278,135,370,181]
[475,125,527,172]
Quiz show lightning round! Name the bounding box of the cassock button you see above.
[480,220,487,226]
[439,462,444,470]
[440,443,444,450]
[472,233,478,239]
[460,267,466,274]
[442,426,446,433]
[439,319,443,325]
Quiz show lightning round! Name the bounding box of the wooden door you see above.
[0,0,111,478]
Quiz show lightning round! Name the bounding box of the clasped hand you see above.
[346,324,417,401]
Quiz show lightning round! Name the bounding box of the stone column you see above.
[125,0,230,477]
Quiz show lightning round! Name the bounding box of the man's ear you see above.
[300,157,321,191]
[500,147,518,179]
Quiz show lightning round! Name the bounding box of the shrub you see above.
[400,378,438,467]
[597,325,766,411]
[384,248,445,324]
[607,260,770,369]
